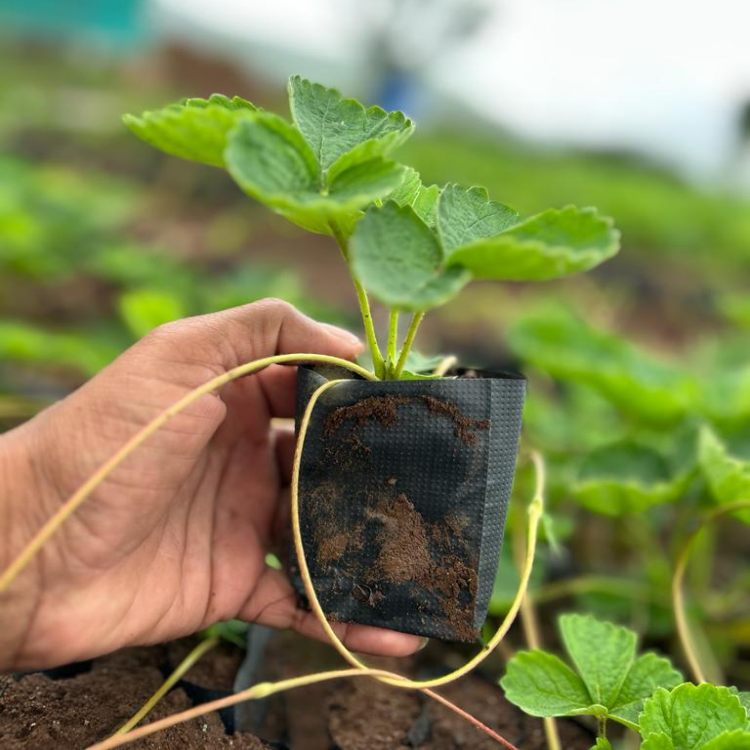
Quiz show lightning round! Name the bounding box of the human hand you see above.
[0,299,422,670]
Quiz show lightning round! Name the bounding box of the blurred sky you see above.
[149,0,750,185]
[3,0,750,187]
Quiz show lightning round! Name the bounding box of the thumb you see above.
[142,298,363,373]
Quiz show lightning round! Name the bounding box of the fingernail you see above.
[417,637,429,652]
[324,324,362,348]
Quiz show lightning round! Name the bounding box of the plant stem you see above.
[330,220,385,379]
[597,716,607,739]
[512,503,561,750]
[0,353,376,594]
[386,309,400,376]
[672,500,750,684]
[114,636,219,735]
[353,277,385,379]
[393,311,425,378]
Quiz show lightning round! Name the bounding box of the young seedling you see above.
[124,76,620,380]
[501,613,682,739]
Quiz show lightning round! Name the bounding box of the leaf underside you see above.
[123,94,256,167]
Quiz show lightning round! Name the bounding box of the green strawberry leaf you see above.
[641,735,676,750]
[288,75,413,177]
[401,349,447,373]
[123,94,256,167]
[698,425,750,523]
[702,733,750,750]
[388,167,441,227]
[327,157,405,204]
[350,201,470,311]
[437,183,519,253]
[733,689,750,715]
[503,614,682,730]
[327,132,412,184]
[225,115,403,235]
[560,613,636,708]
[591,740,613,750]
[573,441,690,516]
[640,684,750,749]
[397,368,444,381]
[183,93,255,111]
[226,111,318,194]
[609,653,683,728]
[500,650,595,717]
[446,205,619,281]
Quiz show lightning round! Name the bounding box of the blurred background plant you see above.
[1,0,749,722]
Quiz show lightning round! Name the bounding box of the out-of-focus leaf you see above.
[717,292,750,330]
[488,544,547,615]
[573,441,691,515]
[700,366,750,425]
[401,349,446,374]
[698,425,750,524]
[507,308,698,424]
[0,320,118,376]
[118,289,186,339]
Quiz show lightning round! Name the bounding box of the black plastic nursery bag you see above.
[290,364,526,642]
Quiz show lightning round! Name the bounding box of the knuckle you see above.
[249,297,296,320]
[138,319,184,348]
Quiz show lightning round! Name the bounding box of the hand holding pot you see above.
[0,299,424,670]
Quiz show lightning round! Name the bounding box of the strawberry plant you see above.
[124,76,620,381]
[501,614,683,736]
[122,76,621,645]
[503,613,750,749]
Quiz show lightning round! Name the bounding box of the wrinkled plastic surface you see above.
[290,365,525,642]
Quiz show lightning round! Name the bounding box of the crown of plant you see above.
[125,76,620,379]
